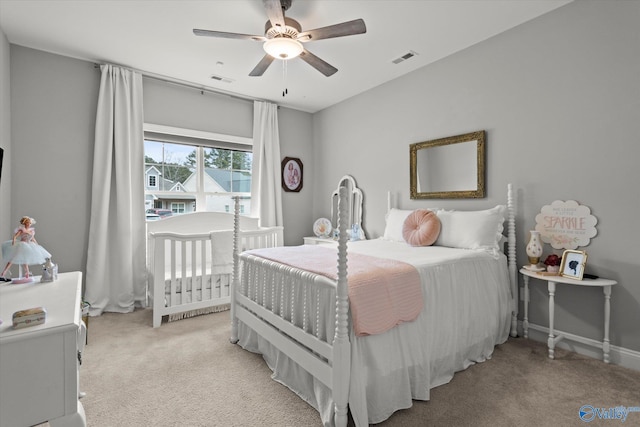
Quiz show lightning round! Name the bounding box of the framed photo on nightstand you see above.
[560,250,587,280]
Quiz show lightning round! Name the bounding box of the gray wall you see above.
[312,1,640,353]
[8,47,98,275]
[0,28,11,238]
[5,45,313,280]
[143,78,253,138]
[278,106,314,243]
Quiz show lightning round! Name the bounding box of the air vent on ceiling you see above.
[210,74,234,83]
[392,50,418,65]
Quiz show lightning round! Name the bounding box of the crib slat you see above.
[215,239,221,299]
[180,240,187,306]
[200,238,207,301]
[190,239,197,303]
[170,240,177,306]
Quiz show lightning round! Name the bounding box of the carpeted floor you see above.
[77,309,640,426]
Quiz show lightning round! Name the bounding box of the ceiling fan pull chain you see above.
[282,60,288,97]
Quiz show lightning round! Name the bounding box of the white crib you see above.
[147,211,283,328]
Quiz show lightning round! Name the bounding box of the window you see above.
[171,202,185,214]
[144,124,253,216]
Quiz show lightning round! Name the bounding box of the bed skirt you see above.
[236,253,511,426]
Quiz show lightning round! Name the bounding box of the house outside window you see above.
[143,124,253,216]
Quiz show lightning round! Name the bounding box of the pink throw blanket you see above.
[244,245,423,336]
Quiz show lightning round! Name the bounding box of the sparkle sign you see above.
[535,200,597,249]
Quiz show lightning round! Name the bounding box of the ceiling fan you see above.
[193,0,366,77]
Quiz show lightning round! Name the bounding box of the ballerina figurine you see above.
[1,216,52,281]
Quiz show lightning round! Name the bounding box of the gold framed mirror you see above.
[410,130,485,199]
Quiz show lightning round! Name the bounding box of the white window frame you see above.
[171,202,186,214]
[143,123,253,213]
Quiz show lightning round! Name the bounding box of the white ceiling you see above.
[0,0,571,113]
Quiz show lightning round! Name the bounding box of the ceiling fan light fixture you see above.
[264,37,303,60]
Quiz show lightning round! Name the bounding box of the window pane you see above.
[171,202,185,214]
[202,148,252,190]
[204,195,251,214]
[144,137,252,216]
[144,140,194,191]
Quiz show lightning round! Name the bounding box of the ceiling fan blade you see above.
[249,54,275,77]
[193,28,265,41]
[297,19,366,42]
[299,49,338,77]
[263,0,286,34]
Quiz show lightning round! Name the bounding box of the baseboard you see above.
[517,321,640,372]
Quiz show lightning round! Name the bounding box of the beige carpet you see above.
[77,309,640,427]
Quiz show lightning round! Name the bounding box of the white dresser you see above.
[0,272,86,427]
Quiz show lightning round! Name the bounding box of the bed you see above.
[146,208,283,328]
[230,183,517,426]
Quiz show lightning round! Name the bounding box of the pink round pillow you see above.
[402,209,441,247]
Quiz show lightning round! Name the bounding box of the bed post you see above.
[507,183,518,337]
[333,185,350,427]
[230,195,240,344]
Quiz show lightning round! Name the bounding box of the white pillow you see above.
[384,208,440,242]
[383,209,415,242]
[435,205,506,251]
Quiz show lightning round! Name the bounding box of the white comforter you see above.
[237,238,512,426]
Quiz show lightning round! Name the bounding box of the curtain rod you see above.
[93,63,264,105]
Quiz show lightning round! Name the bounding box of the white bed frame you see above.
[147,211,283,328]
[230,185,517,426]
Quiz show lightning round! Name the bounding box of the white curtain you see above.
[250,101,283,227]
[85,65,146,316]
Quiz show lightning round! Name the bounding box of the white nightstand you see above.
[520,267,617,363]
[303,236,338,247]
